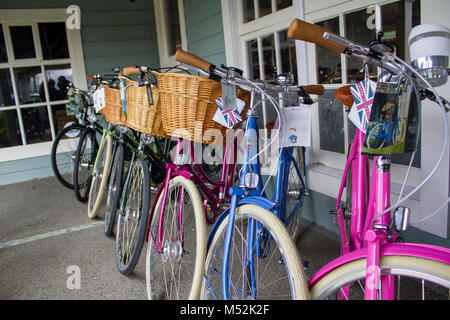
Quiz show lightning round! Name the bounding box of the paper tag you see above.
[213,97,245,129]
[93,87,106,113]
[279,106,311,147]
[120,80,127,115]
[221,81,237,110]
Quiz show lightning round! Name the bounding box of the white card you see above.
[279,106,311,147]
[93,87,106,113]
[212,97,246,129]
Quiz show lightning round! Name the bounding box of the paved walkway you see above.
[0,176,340,300]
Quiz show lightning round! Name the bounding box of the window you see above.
[311,1,421,167]
[0,9,87,161]
[154,0,187,67]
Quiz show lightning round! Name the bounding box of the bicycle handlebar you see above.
[287,19,347,54]
[123,66,140,76]
[175,49,214,74]
[174,48,324,97]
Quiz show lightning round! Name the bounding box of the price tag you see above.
[221,81,237,110]
[279,106,311,147]
[93,87,105,113]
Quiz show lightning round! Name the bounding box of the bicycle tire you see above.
[285,146,306,242]
[51,123,86,189]
[105,143,125,236]
[115,157,151,275]
[146,175,206,300]
[88,134,114,219]
[310,255,450,300]
[367,123,386,149]
[73,129,98,202]
[201,204,310,300]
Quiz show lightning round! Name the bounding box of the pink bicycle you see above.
[288,19,450,300]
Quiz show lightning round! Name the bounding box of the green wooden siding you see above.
[0,0,160,74]
[184,0,226,67]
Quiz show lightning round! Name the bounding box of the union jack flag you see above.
[349,78,376,132]
[216,97,242,128]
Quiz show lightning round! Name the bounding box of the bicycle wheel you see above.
[73,129,98,202]
[310,255,450,300]
[366,124,385,149]
[115,157,151,275]
[105,143,125,236]
[51,123,86,189]
[285,147,306,242]
[88,134,114,219]
[393,118,406,144]
[146,175,206,300]
[201,204,310,300]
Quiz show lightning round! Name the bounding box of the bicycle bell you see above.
[408,24,450,87]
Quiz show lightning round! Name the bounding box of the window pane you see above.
[276,0,292,11]
[45,64,73,101]
[10,26,36,60]
[278,29,297,84]
[0,25,8,63]
[20,106,52,144]
[262,34,277,81]
[38,22,70,60]
[167,0,181,56]
[344,10,376,83]
[246,39,260,80]
[0,109,22,148]
[0,69,14,107]
[317,18,341,84]
[319,89,345,153]
[381,1,421,61]
[243,0,255,23]
[259,0,272,18]
[14,66,44,104]
[52,104,76,134]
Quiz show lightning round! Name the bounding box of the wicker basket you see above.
[157,72,251,145]
[99,86,127,126]
[125,81,168,138]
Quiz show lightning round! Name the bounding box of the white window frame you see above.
[223,0,449,237]
[0,9,87,162]
[153,0,188,68]
[303,0,449,238]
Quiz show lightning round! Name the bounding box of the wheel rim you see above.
[148,180,199,299]
[203,212,298,299]
[117,160,145,270]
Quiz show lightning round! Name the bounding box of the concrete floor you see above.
[5,175,435,300]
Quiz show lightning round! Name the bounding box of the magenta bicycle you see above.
[289,19,450,300]
[144,135,238,300]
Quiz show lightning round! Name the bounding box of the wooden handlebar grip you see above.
[288,19,347,54]
[175,49,213,72]
[335,85,354,107]
[303,85,325,96]
[123,67,139,76]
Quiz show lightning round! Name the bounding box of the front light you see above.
[141,133,154,145]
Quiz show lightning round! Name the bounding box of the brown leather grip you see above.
[87,74,94,80]
[288,19,347,54]
[302,85,324,96]
[123,66,139,76]
[175,49,213,72]
[335,85,354,107]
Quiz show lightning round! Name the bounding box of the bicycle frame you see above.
[146,136,237,253]
[216,92,308,299]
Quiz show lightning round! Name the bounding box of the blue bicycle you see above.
[175,49,322,299]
